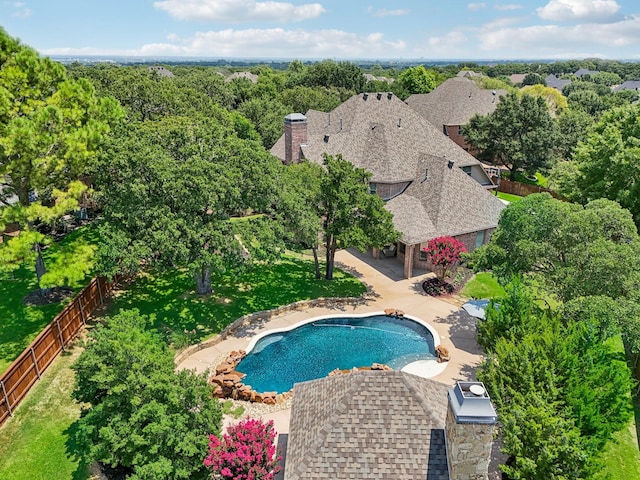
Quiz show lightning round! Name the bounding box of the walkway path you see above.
[177,249,483,437]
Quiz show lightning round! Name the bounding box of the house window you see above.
[462,166,472,176]
[419,250,428,261]
[369,182,377,195]
[442,125,448,136]
[457,126,463,135]
[399,243,406,255]
[476,230,485,248]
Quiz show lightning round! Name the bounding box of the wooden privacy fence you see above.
[0,276,116,427]
[498,178,562,199]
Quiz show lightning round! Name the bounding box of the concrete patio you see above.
[176,248,484,437]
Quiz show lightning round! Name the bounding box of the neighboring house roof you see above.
[271,92,504,245]
[364,73,394,83]
[574,68,598,77]
[509,73,526,85]
[148,66,174,78]
[545,74,571,91]
[613,80,640,92]
[456,69,482,78]
[226,71,259,83]
[405,77,506,127]
[284,371,450,480]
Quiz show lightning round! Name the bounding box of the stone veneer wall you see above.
[445,403,494,480]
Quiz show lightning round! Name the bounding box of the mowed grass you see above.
[0,255,365,480]
[107,255,366,344]
[0,344,88,480]
[496,191,524,203]
[599,416,640,479]
[0,225,98,374]
[460,272,505,300]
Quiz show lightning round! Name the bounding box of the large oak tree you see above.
[463,92,557,179]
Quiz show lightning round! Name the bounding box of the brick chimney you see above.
[284,113,307,165]
[445,382,497,480]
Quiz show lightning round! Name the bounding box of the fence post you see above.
[97,277,104,305]
[30,347,41,379]
[55,319,66,351]
[0,380,12,417]
[78,296,86,325]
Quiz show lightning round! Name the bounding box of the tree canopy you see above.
[0,27,123,292]
[463,92,557,179]
[93,115,284,294]
[478,280,633,479]
[72,309,222,480]
[319,154,400,280]
[558,103,640,228]
[472,193,640,301]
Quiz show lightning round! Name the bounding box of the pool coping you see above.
[240,310,448,382]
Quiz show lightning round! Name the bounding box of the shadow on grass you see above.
[106,257,367,345]
[0,224,99,373]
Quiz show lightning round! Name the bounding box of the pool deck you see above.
[176,248,483,437]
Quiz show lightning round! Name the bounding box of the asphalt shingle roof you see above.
[284,371,450,480]
[406,77,506,127]
[271,92,504,245]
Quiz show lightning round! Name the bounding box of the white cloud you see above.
[43,28,407,59]
[479,14,640,55]
[10,1,31,17]
[467,3,486,11]
[153,0,326,23]
[367,7,410,17]
[494,3,522,11]
[537,0,620,23]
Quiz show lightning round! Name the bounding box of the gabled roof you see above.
[545,74,571,91]
[226,71,258,83]
[364,73,394,83]
[386,154,505,244]
[271,92,504,245]
[574,68,598,77]
[272,92,484,182]
[509,73,526,85]
[148,66,174,78]
[284,371,450,480]
[406,77,506,127]
[613,80,640,92]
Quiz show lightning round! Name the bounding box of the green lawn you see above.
[496,191,523,203]
[460,272,505,300]
[0,225,98,374]
[0,255,365,480]
[0,344,88,480]
[599,416,640,479]
[107,256,366,346]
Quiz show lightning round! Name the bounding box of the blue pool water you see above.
[235,314,436,393]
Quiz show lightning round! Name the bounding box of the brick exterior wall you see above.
[409,228,495,275]
[284,115,308,165]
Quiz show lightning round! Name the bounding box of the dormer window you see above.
[462,166,472,176]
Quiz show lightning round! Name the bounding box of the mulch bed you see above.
[23,286,74,306]
[422,268,474,297]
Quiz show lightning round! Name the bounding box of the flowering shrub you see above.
[422,236,466,282]
[204,418,281,480]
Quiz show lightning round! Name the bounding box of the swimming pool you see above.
[235,313,439,394]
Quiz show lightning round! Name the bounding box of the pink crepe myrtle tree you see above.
[422,236,467,282]
[204,418,281,480]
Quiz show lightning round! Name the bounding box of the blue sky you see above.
[2,0,640,60]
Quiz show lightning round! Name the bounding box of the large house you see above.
[284,372,497,480]
[271,92,505,278]
[405,76,506,156]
